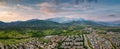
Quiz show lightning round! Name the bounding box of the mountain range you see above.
[0,17,120,28]
[47,17,120,26]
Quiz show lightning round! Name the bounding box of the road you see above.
[84,34,91,49]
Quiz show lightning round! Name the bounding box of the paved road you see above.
[84,34,91,49]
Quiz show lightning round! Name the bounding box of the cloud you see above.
[15,4,33,10]
[0,11,23,22]
[15,0,22,2]
[0,0,6,7]
[0,11,36,22]
[36,2,58,15]
[0,0,120,22]
[36,2,120,22]
[37,2,54,7]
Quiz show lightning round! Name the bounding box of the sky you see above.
[0,0,120,22]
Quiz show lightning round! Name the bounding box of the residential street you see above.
[84,34,91,49]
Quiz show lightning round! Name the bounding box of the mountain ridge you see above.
[0,17,120,28]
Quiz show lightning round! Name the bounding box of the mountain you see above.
[0,18,119,29]
[66,20,117,26]
[47,17,85,23]
[17,19,60,27]
[111,20,120,24]
[0,19,61,29]
[110,20,120,26]
[0,21,6,26]
[47,17,117,26]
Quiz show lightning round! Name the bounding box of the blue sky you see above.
[0,0,120,22]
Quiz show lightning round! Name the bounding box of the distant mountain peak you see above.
[47,17,85,23]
